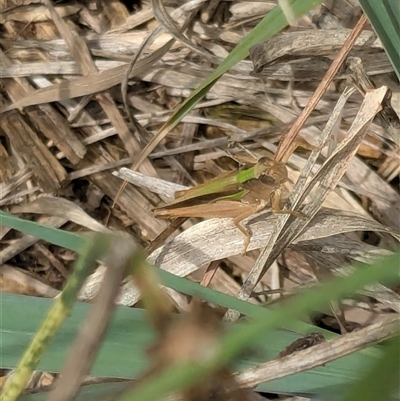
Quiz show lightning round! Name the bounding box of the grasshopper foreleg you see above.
[270,189,307,219]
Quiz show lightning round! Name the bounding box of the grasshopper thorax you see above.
[253,157,273,178]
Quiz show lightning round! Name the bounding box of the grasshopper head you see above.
[255,158,288,187]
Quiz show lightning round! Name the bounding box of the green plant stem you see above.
[0,233,111,401]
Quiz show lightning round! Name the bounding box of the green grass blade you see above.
[165,0,324,126]
[0,293,393,399]
[0,233,112,401]
[145,0,324,161]
[358,0,400,80]
[0,210,82,251]
[0,294,153,379]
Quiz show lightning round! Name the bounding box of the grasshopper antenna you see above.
[223,142,262,165]
[235,142,260,160]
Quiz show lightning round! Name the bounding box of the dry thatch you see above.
[1,0,399,397]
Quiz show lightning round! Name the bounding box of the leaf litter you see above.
[0,0,399,400]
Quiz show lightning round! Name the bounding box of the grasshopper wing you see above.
[165,170,242,207]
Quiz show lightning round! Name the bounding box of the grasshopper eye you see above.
[260,174,276,185]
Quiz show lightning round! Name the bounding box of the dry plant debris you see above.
[1,0,399,399]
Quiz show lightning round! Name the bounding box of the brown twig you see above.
[274,13,368,163]
[200,260,221,287]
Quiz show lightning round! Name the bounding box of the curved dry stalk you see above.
[236,315,399,389]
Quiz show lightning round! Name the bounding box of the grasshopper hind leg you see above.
[233,217,251,255]
[233,201,267,254]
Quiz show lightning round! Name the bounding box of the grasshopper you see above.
[152,152,304,253]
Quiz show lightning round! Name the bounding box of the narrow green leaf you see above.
[0,210,82,251]
[0,233,112,401]
[152,0,324,155]
[0,293,390,399]
[359,0,400,80]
